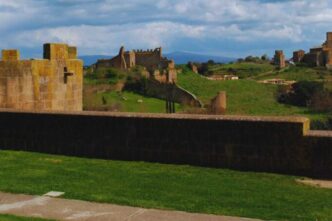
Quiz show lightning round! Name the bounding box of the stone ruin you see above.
[96,46,177,83]
[292,32,332,69]
[273,50,286,69]
[188,62,198,74]
[210,91,227,114]
[0,43,83,111]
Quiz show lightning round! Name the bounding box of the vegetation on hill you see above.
[83,62,332,128]
[207,61,275,78]
[177,66,327,120]
[0,151,331,221]
[83,90,181,113]
[83,66,182,113]
[252,65,332,82]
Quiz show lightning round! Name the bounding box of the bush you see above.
[309,91,332,112]
[278,81,324,107]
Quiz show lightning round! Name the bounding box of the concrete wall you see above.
[0,44,83,111]
[0,109,331,179]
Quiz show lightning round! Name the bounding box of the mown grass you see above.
[0,215,52,221]
[177,68,327,121]
[0,151,331,221]
[83,90,182,113]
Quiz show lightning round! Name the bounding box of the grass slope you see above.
[0,215,52,221]
[83,90,181,113]
[0,151,331,221]
[208,62,275,78]
[177,68,327,120]
[253,66,332,82]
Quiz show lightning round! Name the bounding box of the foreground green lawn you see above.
[0,214,51,221]
[0,151,331,221]
[178,68,328,121]
[84,90,182,113]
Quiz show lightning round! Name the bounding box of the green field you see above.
[84,90,182,113]
[208,62,275,78]
[0,151,331,221]
[252,66,332,82]
[0,215,51,221]
[178,67,327,121]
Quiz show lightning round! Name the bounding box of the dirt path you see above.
[0,192,261,221]
[297,179,332,189]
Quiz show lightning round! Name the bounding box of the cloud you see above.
[0,0,332,57]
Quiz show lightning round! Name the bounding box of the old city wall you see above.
[144,80,203,107]
[0,109,331,179]
[0,44,83,111]
[134,49,163,71]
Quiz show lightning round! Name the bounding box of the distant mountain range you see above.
[79,51,237,66]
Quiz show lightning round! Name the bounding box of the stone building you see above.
[273,50,286,68]
[0,43,83,111]
[293,50,305,63]
[96,46,177,83]
[292,32,332,69]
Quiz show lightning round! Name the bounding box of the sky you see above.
[1,0,332,59]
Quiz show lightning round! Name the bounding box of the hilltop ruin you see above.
[293,32,332,69]
[0,43,83,111]
[96,46,177,83]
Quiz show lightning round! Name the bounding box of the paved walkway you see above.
[0,192,262,221]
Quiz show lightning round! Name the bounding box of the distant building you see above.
[293,50,305,63]
[96,46,177,83]
[292,32,332,69]
[273,50,286,68]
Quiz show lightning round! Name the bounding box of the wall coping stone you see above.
[0,108,310,123]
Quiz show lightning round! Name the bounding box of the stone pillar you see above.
[273,50,286,69]
[210,91,226,114]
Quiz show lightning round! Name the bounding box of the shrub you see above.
[278,81,324,107]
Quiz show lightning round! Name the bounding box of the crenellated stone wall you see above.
[96,46,177,83]
[0,43,83,111]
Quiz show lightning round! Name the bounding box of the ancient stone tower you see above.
[0,43,83,111]
[273,50,286,68]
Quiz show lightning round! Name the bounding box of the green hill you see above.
[177,67,328,121]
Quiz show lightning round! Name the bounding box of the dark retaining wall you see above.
[0,109,331,179]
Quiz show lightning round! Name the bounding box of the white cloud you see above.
[0,0,332,56]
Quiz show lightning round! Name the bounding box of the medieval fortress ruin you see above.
[0,43,83,111]
[274,32,332,69]
[96,46,177,83]
[293,32,332,69]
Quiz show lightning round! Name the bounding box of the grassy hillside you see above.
[252,66,332,82]
[206,62,275,78]
[84,90,181,113]
[178,67,327,120]
[0,150,331,221]
[83,66,182,113]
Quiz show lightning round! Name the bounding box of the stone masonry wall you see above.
[0,44,83,111]
[0,109,331,179]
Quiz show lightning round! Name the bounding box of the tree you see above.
[261,54,269,61]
